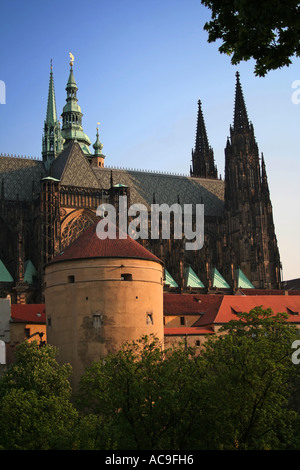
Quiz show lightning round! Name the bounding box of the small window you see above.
[287,308,298,316]
[180,316,185,326]
[47,317,51,327]
[147,313,153,325]
[93,314,102,328]
[195,340,200,346]
[122,273,132,281]
[68,275,75,283]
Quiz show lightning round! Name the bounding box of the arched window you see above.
[61,213,95,249]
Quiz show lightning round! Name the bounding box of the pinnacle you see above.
[233,72,250,131]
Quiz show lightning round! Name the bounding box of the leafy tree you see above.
[2,309,299,450]
[199,307,300,449]
[0,341,78,450]
[77,310,300,450]
[201,0,300,76]
[77,335,206,450]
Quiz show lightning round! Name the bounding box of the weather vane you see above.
[69,52,74,67]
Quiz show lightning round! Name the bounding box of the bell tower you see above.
[61,54,92,156]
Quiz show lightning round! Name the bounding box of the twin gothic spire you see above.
[191,71,269,193]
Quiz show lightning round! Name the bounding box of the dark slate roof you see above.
[48,220,163,265]
[93,167,224,216]
[0,155,45,201]
[0,144,224,217]
[282,278,300,291]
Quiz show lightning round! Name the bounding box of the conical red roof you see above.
[48,220,162,265]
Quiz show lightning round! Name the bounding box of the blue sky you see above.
[0,0,299,281]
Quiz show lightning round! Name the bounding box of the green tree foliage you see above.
[0,341,78,449]
[199,307,300,449]
[77,309,300,450]
[76,335,204,450]
[201,0,300,76]
[1,308,300,450]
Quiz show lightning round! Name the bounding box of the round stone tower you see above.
[44,221,164,389]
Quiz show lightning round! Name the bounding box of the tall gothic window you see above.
[61,213,94,249]
[249,167,255,188]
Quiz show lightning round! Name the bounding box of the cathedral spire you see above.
[233,71,250,131]
[46,59,57,125]
[195,100,210,156]
[61,53,91,155]
[190,100,217,179]
[42,60,63,171]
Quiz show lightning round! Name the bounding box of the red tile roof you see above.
[204,295,300,325]
[164,327,214,336]
[11,304,46,323]
[48,221,162,265]
[163,293,223,317]
[236,288,300,296]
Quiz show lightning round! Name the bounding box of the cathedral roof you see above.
[48,220,163,265]
[0,155,45,201]
[0,148,224,217]
[94,167,224,216]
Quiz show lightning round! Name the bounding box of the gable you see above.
[51,142,100,189]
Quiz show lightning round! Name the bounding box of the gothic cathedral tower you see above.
[223,72,281,289]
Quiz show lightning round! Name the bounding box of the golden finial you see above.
[69,52,74,67]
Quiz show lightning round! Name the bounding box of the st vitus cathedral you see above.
[0,57,281,304]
